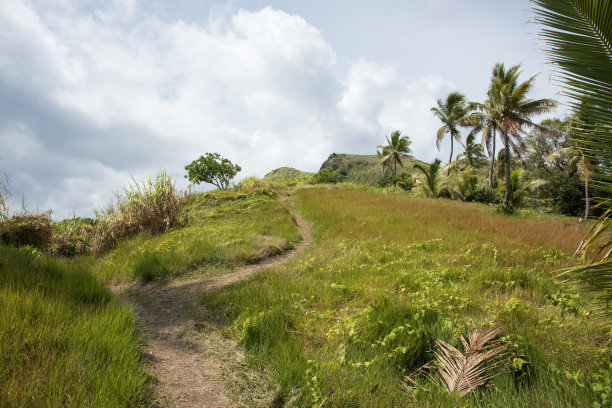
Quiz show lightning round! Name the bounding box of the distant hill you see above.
[319,153,426,185]
[263,167,314,183]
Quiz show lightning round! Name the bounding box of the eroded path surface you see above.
[116,206,311,407]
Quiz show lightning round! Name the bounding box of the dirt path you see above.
[116,205,311,408]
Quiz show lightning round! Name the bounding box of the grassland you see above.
[89,188,301,281]
[0,187,303,407]
[0,245,149,407]
[202,188,610,407]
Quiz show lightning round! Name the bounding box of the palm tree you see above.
[457,131,486,167]
[478,82,504,188]
[414,159,444,197]
[431,92,472,175]
[377,130,412,178]
[531,0,612,304]
[486,63,557,207]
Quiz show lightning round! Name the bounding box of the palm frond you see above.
[419,325,510,397]
[531,0,612,310]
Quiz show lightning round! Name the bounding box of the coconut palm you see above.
[377,130,412,178]
[480,99,502,187]
[431,92,473,175]
[531,0,612,304]
[457,131,486,167]
[486,63,557,207]
[414,159,444,198]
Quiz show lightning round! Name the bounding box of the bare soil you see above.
[115,205,311,408]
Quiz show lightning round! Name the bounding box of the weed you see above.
[93,171,184,253]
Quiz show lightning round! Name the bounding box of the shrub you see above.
[466,185,500,204]
[313,168,342,184]
[0,212,53,250]
[93,171,184,253]
[50,217,96,256]
[376,174,396,188]
[395,172,415,191]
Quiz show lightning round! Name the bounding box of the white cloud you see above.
[1,0,456,217]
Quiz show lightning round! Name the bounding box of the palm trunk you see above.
[584,170,590,219]
[488,129,496,188]
[394,156,397,177]
[448,138,454,176]
[503,135,511,207]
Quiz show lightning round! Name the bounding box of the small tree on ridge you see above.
[184,153,241,190]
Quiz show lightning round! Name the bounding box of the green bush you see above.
[313,168,342,184]
[466,185,501,204]
[376,174,396,188]
[0,213,53,250]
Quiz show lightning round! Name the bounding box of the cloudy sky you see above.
[1,0,565,218]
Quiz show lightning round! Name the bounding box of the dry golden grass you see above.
[305,188,589,255]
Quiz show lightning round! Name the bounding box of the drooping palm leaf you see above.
[531,0,612,302]
[530,0,612,192]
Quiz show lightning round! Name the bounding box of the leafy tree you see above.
[414,159,444,198]
[486,63,557,207]
[377,130,412,178]
[431,92,473,174]
[524,118,570,171]
[184,153,241,190]
[313,168,342,184]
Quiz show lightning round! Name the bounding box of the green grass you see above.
[263,167,314,185]
[90,188,302,281]
[0,245,149,407]
[201,188,610,407]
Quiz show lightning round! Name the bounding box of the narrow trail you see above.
[116,205,311,408]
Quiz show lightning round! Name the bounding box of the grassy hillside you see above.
[0,245,149,407]
[263,167,314,184]
[90,188,301,281]
[320,153,426,185]
[202,188,610,407]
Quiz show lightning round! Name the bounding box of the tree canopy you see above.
[184,153,241,190]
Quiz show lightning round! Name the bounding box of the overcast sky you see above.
[1,0,566,218]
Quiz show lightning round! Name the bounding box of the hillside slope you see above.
[263,167,313,184]
[320,153,426,185]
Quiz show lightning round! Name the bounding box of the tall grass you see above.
[201,188,609,407]
[0,245,149,407]
[93,171,184,253]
